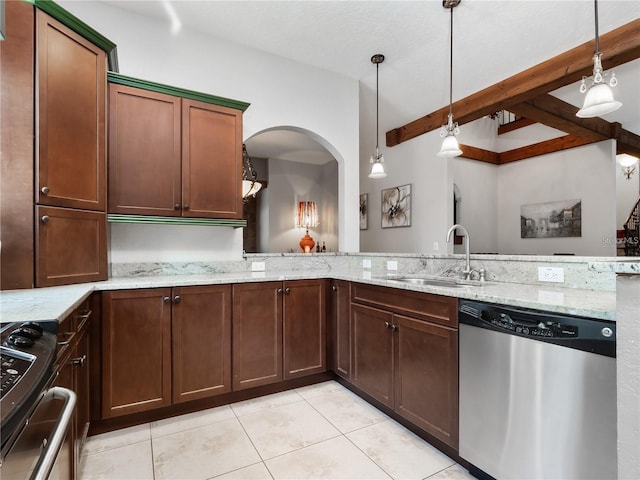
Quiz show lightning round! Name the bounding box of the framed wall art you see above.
[359,193,368,230]
[382,184,411,228]
[520,199,582,238]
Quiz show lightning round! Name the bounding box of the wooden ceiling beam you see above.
[497,117,535,135]
[613,123,640,158]
[508,94,612,142]
[458,144,500,164]
[499,135,595,164]
[386,18,640,147]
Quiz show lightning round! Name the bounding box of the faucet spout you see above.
[446,224,472,279]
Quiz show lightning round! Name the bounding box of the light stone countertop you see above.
[1,270,616,324]
[589,261,640,274]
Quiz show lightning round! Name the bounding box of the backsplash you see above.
[110,252,618,292]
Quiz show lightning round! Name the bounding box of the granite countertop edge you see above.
[0,271,616,324]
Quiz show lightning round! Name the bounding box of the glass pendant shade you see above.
[438,133,462,157]
[242,179,262,198]
[576,82,622,118]
[617,154,639,168]
[369,150,387,178]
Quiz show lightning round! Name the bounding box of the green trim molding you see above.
[108,72,251,112]
[32,0,119,70]
[108,214,247,228]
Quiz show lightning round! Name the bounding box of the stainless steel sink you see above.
[388,277,486,288]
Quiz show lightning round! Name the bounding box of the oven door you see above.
[0,386,76,480]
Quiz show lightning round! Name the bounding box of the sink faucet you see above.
[446,224,473,280]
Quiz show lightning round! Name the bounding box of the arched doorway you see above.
[244,127,340,253]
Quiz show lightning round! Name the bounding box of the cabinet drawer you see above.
[351,282,458,328]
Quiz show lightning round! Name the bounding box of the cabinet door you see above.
[182,99,242,219]
[283,279,326,379]
[331,280,351,380]
[36,10,106,211]
[172,285,232,403]
[394,314,459,449]
[101,289,172,418]
[35,205,107,287]
[351,303,394,408]
[108,84,182,216]
[232,282,283,390]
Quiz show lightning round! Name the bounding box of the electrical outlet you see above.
[362,259,372,269]
[387,260,398,271]
[538,267,564,283]
[251,261,265,272]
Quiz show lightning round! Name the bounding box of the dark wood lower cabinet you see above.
[172,285,232,403]
[351,303,394,408]
[101,289,173,418]
[101,286,232,418]
[232,279,326,390]
[330,280,351,380]
[351,284,459,449]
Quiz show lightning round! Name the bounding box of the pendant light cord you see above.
[448,4,454,117]
[376,61,380,151]
[594,0,600,55]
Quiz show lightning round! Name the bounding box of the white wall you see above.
[497,141,616,256]
[262,159,337,253]
[59,0,360,263]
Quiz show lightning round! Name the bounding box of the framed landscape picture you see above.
[381,184,411,228]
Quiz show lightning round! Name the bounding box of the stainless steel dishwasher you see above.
[458,299,617,480]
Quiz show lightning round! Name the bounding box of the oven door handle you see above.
[30,386,77,480]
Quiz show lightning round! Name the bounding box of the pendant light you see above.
[369,54,387,179]
[438,0,462,157]
[576,0,622,118]
[242,144,264,201]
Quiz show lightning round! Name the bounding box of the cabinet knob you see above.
[163,296,171,303]
[391,324,398,332]
[41,186,50,195]
[183,204,190,211]
[385,321,391,329]
[277,288,283,295]
[41,215,50,224]
[332,285,337,292]
[285,288,291,295]
[174,203,181,210]
[173,295,181,304]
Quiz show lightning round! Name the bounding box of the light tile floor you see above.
[79,381,476,480]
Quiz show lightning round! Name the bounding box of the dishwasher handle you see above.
[31,386,77,480]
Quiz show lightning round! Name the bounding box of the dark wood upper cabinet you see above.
[108,84,182,216]
[108,78,246,219]
[35,205,107,287]
[182,99,243,219]
[36,9,106,212]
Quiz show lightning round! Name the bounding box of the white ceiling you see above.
[101,0,640,163]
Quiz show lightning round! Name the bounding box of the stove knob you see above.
[14,326,42,340]
[21,322,44,335]
[4,333,35,349]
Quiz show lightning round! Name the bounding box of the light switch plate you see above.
[538,267,564,283]
[387,260,398,271]
[362,259,372,269]
[251,261,265,272]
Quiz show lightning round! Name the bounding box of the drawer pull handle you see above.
[41,215,50,223]
[70,355,87,367]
